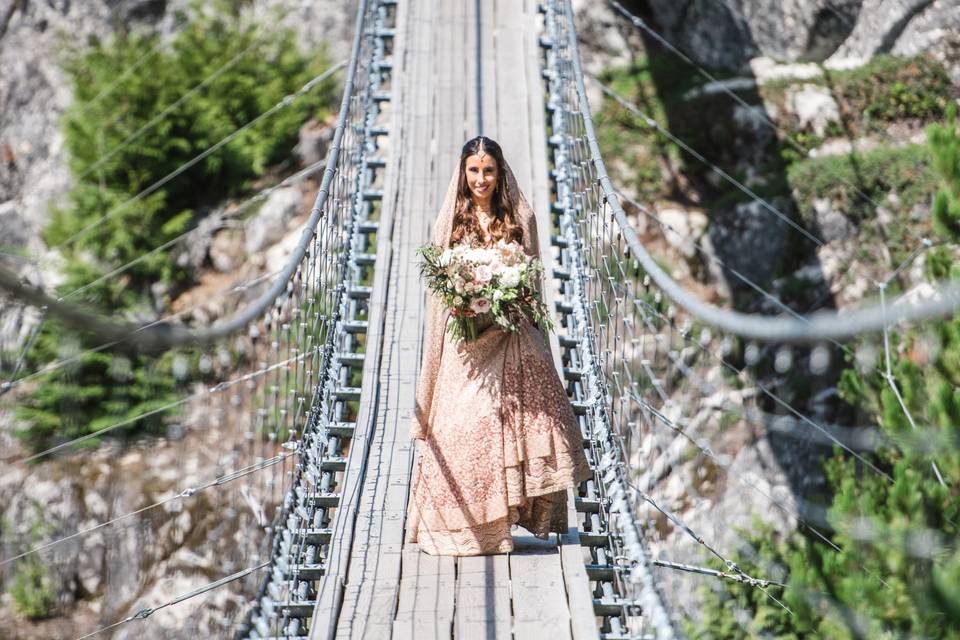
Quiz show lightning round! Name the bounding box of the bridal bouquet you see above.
[416,239,555,342]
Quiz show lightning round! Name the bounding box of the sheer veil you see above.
[410,153,545,440]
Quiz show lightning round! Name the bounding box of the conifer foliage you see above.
[13,0,337,452]
[691,105,960,639]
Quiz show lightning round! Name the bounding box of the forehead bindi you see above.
[465,154,498,172]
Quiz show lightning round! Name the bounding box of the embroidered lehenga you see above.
[404,156,592,556]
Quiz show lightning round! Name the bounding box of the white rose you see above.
[500,267,521,288]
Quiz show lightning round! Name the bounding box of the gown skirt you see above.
[405,312,593,556]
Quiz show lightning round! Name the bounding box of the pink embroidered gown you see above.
[405,230,593,556]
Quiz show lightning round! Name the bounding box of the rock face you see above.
[0,401,279,639]
[632,0,959,72]
[243,187,303,255]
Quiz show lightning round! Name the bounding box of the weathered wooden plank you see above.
[391,0,463,637]
[393,545,456,640]
[317,1,601,639]
[517,0,599,636]
[334,583,401,640]
[453,554,512,639]
[494,0,532,186]
[316,0,439,635]
[510,535,574,639]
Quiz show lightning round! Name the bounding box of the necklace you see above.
[474,204,494,244]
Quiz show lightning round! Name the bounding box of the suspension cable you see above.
[608,0,888,215]
[616,187,958,460]
[62,157,328,303]
[1,451,294,568]
[57,61,345,250]
[74,561,271,640]
[595,78,824,248]
[10,346,318,465]
[1,267,281,395]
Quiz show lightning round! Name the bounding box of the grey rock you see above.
[641,0,956,72]
[572,0,645,75]
[295,117,336,168]
[786,84,841,137]
[208,227,246,273]
[77,530,106,596]
[830,0,955,59]
[707,198,792,291]
[812,197,855,242]
[182,211,226,274]
[658,206,708,258]
[243,186,302,254]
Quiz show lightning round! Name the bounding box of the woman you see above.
[405,136,592,556]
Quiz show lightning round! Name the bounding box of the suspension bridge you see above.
[1,0,957,638]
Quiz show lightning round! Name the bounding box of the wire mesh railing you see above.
[544,0,957,637]
[543,1,678,637]
[234,0,396,637]
[0,0,396,636]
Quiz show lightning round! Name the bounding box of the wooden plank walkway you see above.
[310,1,598,638]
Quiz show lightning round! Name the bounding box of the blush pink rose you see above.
[470,297,491,314]
[474,264,493,283]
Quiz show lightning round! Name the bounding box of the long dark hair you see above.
[449,136,524,246]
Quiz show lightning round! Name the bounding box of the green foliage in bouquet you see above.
[416,242,555,343]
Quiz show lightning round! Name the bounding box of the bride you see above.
[405,135,592,556]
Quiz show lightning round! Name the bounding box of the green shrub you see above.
[9,514,57,619]
[829,54,952,129]
[593,60,676,203]
[762,54,952,139]
[787,143,935,264]
[13,317,181,452]
[11,556,55,620]
[48,0,337,298]
[788,143,934,221]
[690,79,960,640]
[15,0,337,451]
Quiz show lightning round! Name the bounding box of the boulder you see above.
[243,186,302,255]
[787,83,841,137]
[812,197,855,242]
[657,206,708,258]
[637,0,956,73]
[208,227,246,273]
[295,118,335,168]
[706,198,792,291]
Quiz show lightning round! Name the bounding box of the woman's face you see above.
[464,152,498,205]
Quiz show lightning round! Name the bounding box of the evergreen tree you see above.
[14,0,337,451]
[691,86,960,640]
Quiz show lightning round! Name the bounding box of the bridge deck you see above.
[311,1,597,638]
